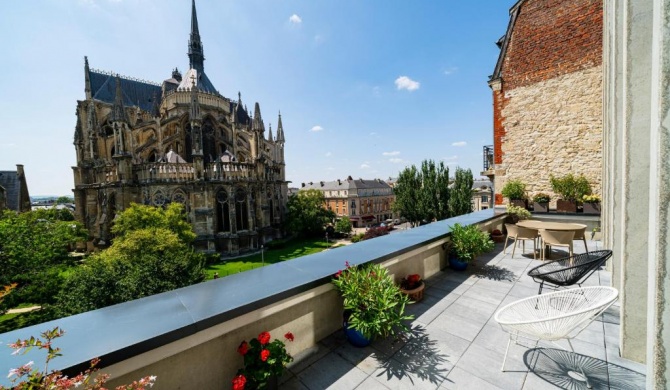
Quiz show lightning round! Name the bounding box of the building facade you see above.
[471,178,493,211]
[0,165,31,213]
[72,1,287,255]
[301,177,395,227]
[486,0,603,206]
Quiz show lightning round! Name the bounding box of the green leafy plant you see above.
[449,223,494,263]
[532,193,551,203]
[549,174,592,202]
[501,179,527,200]
[350,233,365,243]
[582,194,601,203]
[506,204,532,220]
[332,262,413,340]
[233,331,294,390]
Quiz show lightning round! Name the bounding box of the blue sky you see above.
[0,0,513,196]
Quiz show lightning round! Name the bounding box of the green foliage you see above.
[111,202,195,243]
[449,223,494,263]
[332,263,413,340]
[334,216,353,235]
[55,196,74,204]
[532,193,551,203]
[501,179,527,200]
[506,204,532,220]
[549,174,592,202]
[393,160,450,225]
[449,167,474,217]
[264,238,291,250]
[362,226,389,240]
[351,233,365,243]
[235,332,294,389]
[285,190,335,237]
[57,228,205,316]
[582,194,601,203]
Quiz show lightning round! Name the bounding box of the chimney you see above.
[309,182,313,185]
[347,175,353,181]
[338,179,341,185]
[320,181,324,187]
[16,164,24,177]
[301,183,305,188]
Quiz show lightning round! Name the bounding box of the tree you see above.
[334,216,352,236]
[449,167,474,217]
[285,190,335,237]
[393,160,450,226]
[111,202,195,243]
[57,227,205,316]
[55,196,74,204]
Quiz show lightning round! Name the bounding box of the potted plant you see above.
[532,193,551,213]
[233,331,295,390]
[332,262,413,346]
[490,228,505,243]
[582,194,601,214]
[550,174,592,213]
[399,273,425,302]
[505,203,532,225]
[448,223,495,271]
[501,179,528,209]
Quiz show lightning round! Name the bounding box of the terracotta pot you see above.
[400,281,425,302]
[583,202,601,214]
[491,234,505,243]
[533,202,549,213]
[556,199,577,213]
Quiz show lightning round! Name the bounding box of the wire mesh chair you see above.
[527,250,613,295]
[494,286,618,386]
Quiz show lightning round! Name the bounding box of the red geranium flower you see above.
[284,332,294,342]
[260,349,270,362]
[335,270,342,278]
[258,331,271,345]
[237,341,249,355]
[232,374,246,390]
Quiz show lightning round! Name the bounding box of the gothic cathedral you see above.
[72,0,287,255]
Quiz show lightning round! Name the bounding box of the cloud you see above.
[442,155,458,161]
[289,14,302,24]
[360,163,371,169]
[395,76,420,91]
[389,158,404,163]
[444,67,459,76]
[310,125,324,132]
[452,141,467,147]
[382,151,400,156]
[325,152,332,157]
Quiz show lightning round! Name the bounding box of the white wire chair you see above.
[494,286,618,386]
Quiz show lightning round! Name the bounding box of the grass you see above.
[205,237,336,279]
[0,308,56,334]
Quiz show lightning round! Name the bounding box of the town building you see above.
[0,165,31,213]
[301,176,395,227]
[486,0,603,206]
[72,1,287,255]
[471,178,493,211]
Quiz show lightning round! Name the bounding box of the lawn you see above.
[205,238,336,279]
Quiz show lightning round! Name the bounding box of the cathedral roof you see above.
[89,70,161,112]
[161,150,188,163]
[177,68,218,94]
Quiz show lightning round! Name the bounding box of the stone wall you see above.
[496,65,603,204]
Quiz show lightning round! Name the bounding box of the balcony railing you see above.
[483,145,494,171]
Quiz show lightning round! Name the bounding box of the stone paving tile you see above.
[427,311,487,342]
[460,285,508,306]
[429,279,472,296]
[354,375,392,389]
[522,372,565,390]
[289,342,335,375]
[413,293,459,325]
[280,375,310,390]
[333,342,388,375]
[370,360,448,390]
[296,352,369,389]
[453,343,528,389]
[440,366,505,390]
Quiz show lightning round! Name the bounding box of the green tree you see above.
[285,190,336,237]
[111,202,195,243]
[55,196,74,204]
[334,216,352,236]
[393,160,450,226]
[57,227,205,316]
[449,167,474,217]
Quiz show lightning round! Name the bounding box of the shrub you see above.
[506,204,532,220]
[362,226,389,241]
[549,174,592,202]
[532,193,551,203]
[449,223,495,263]
[351,233,365,243]
[501,179,527,200]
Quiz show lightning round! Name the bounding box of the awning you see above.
[362,215,375,220]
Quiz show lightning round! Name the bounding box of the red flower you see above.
[237,341,249,355]
[284,332,295,342]
[335,270,342,278]
[260,349,270,362]
[345,261,350,268]
[232,374,246,390]
[258,332,271,345]
[408,274,421,284]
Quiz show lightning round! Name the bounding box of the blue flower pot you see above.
[343,321,371,347]
[449,257,469,271]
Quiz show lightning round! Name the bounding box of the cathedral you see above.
[72,0,287,255]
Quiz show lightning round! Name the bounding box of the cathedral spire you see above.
[188,0,205,73]
[84,56,92,100]
[252,102,265,132]
[276,111,285,143]
[268,123,274,142]
[111,76,127,123]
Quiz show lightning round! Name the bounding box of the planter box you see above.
[533,202,549,213]
[583,202,601,214]
[510,199,528,209]
[556,199,577,213]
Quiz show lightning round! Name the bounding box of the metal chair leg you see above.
[501,334,514,372]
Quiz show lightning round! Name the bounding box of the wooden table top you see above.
[517,220,586,231]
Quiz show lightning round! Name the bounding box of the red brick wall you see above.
[503,0,603,90]
[492,86,505,166]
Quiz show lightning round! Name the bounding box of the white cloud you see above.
[442,155,458,161]
[325,152,332,157]
[394,76,420,91]
[289,14,302,24]
[382,151,400,156]
[452,141,467,147]
[310,125,324,132]
[444,67,458,76]
[361,163,371,169]
[389,158,403,163]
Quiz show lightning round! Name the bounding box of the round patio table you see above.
[517,220,584,231]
